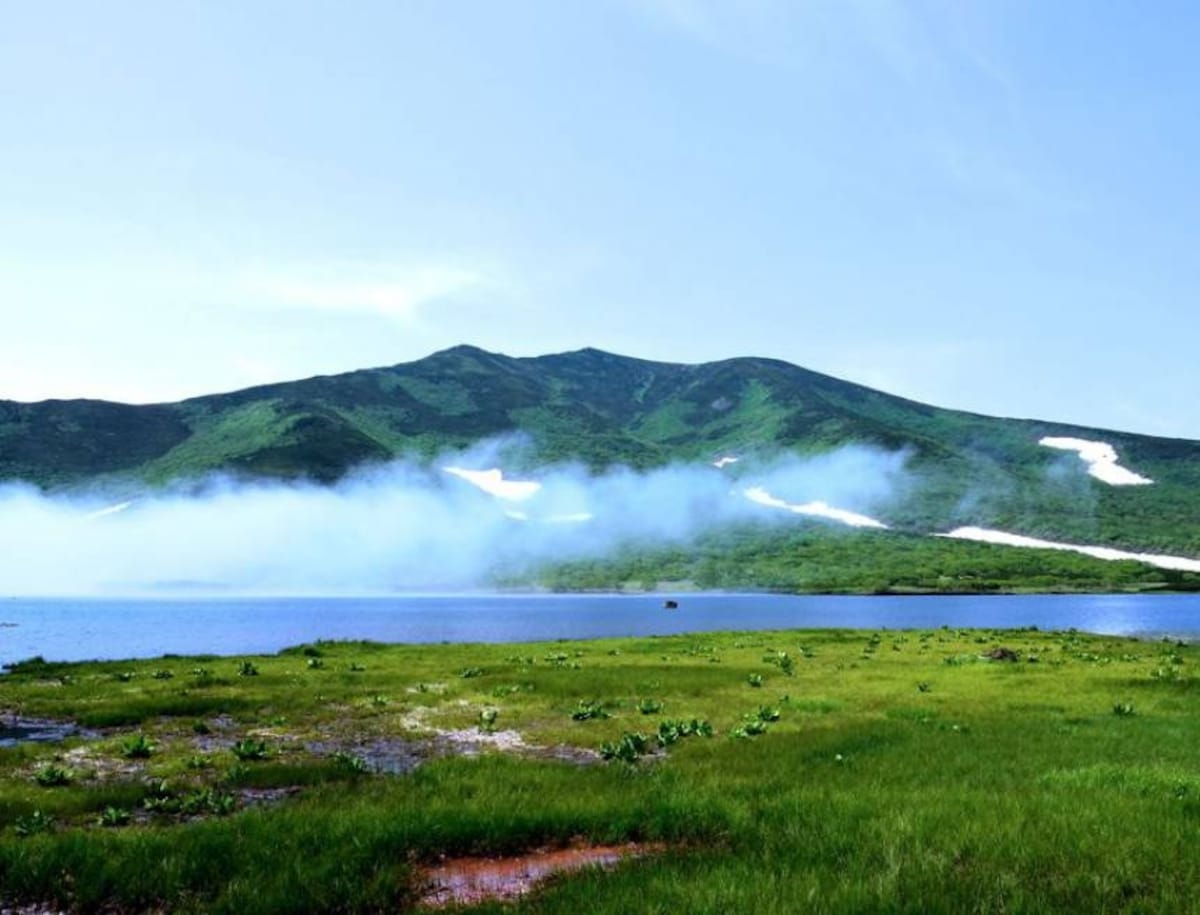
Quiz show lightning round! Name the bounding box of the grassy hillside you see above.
[2,345,1198,558]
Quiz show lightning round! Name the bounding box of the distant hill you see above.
[2,344,1198,557]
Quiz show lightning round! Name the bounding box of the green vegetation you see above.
[518,524,1200,594]
[0,627,1197,912]
[3,345,1199,562]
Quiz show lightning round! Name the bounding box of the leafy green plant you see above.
[460,667,484,679]
[192,719,212,735]
[152,669,174,680]
[238,661,259,677]
[33,764,72,787]
[186,754,214,770]
[122,733,156,759]
[570,699,610,721]
[1113,702,1136,717]
[306,657,325,670]
[333,751,368,775]
[747,674,763,688]
[638,698,664,715]
[13,810,54,837]
[599,731,652,763]
[479,708,498,732]
[97,805,131,827]
[231,738,271,761]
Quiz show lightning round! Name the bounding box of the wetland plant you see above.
[122,733,156,759]
[599,731,652,764]
[638,698,664,715]
[747,674,764,688]
[570,700,610,721]
[231,738,271,761]
[33,764,72,787]
[1112,702,1136,717]
[238,661,259,677]
[97,805,131,828]
[13,810,54,837]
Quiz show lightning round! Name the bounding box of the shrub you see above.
[638,698,664,715]
[571,700,610,721]
[13,810,54,837]
[122,733,155,759]
[238,661,259,677]
[231,738,271,761]
[97,805,131,827]
[33,764,71,787]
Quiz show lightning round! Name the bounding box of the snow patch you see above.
[712,456,739,469]
[442,467,541,501]
[83,501,135,521]
[939,526,1200,573]
[1039,437,1152,486]
[742,487,889,530]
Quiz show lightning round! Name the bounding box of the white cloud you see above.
[246,263,496,321]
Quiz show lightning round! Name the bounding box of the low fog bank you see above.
[0,443,910,595]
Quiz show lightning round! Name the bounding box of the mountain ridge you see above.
[2,345,1198,559]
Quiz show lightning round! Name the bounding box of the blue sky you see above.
[2,1,1198,438]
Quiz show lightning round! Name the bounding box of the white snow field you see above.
[742,486,889,530]
[712,456,740,469]
[940,526,1200,573]
[442,467,541,501]
[1039,437,1153,486]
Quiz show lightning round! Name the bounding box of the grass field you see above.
[0,625,1196,912]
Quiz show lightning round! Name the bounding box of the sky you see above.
[2,1,1198,438]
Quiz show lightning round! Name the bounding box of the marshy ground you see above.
[0,626,1196,912]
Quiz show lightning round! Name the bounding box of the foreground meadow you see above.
[0,624,1196,913]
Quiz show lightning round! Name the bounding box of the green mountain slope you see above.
[2,345,1198,558]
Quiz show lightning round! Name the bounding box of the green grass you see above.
[0,627,1197,912]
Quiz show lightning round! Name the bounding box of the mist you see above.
[0,444,910,595]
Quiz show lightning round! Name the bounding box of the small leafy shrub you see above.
[14,810,54,837]
[192,719,212,735]
[191,667,212,678]
[333,751,368,775]
[97,805,131,828]
[460,667,484,679]
[370,694,390,707]
[747,674,763,688]
[1113,702,1136,717]
[113,671,135,682]
[755,706,781,723]
[348,663,366,672]
[231,738,271,761]
[479,708,498,732]
[186,754,214,770]
[152,669,174,680]
[600,731,652,764]
[238,661,259,677]
[638,698,664,715]
[917,681,932,693]
[122,733,155,759]
[306,658,325,670]
[180,788,237,816]
[656,718,713,746]
[33,764,72,787]
[571,700,610,721]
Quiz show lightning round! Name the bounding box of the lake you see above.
[1,592,1197,665]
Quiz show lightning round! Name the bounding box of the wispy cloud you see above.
[244,262,502,321]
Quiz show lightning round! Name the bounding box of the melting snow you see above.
[443,467,541,501]
[1039,437,1153,486]
[83,501,135,521]
[742,487,889,530]
[712,456,739,469]
[940,526,1200,573]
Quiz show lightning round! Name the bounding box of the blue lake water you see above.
[0,592,1198,665]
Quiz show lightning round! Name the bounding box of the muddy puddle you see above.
[0,716,94,748]
[420,843,657,908]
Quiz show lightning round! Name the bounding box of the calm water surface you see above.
[1,593,1198,665]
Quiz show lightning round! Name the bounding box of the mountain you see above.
[2,344,1199,559]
